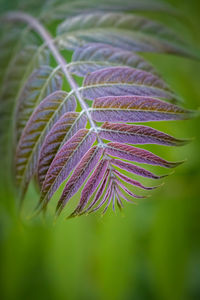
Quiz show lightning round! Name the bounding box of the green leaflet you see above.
[56,12,195,58]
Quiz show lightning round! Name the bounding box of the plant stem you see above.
[3,12,102,140]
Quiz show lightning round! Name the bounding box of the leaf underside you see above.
[1,1,198,218]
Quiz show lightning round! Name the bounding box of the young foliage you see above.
[0,0,199,218]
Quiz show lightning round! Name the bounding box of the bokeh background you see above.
[0,0,200,299]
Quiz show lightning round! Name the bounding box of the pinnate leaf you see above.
[4,2,198,217]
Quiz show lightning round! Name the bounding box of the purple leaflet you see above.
[81,169,110,215]
[105,142,183,168]
[40,129,97,209]
[112,188,116,212]
[70,43,157,76]
[115,185,137,204]
[110,158,167,179]
[110,159,167,179]
[115,187,124,209]
[102,185,114,214]
[83,66,176,101]
[113,169,158,190]
[14,65,63,144]
[99,122,188,146]
[91,96,195,122]
[88,178,113,214]
[116,179,145,199]
[15,91,76,199]
[57,145,103,216]
[37,112,87,188]
[70,159,109,216]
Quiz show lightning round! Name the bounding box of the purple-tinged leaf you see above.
[71,159,109,216]
[81,169,110,215]
[115,187,124,209]
[91,96,195,122]
[70,43,157,76]
[115,185,138,204]
[83,66,176,101]
[57,145,103,216]
[15,91,76,199]
[112,189,116,212]
[88,178,113,214]
[102,185,114,214]
[105,142,183,168]
[99,122,188,146]
[14,66,63,144]
[116,179,145,199]
[110,159,167,179]
[37,112,87,188]
[40,129,97,209]
[113,169,158,190]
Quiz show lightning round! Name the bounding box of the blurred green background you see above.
[0,0,200,299]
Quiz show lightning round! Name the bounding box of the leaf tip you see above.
[176,138,193,146]
[168,160,186,168]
